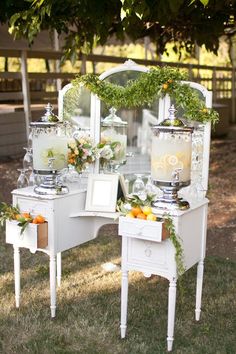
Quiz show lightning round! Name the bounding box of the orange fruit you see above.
[131,206,142,217]
[15,214,22,220]
[162,83,168,90]
[22,212,31,219]
[34,215,45,224]
[32,218,38,224]
[136,212,147,220]
[126,212,135,218]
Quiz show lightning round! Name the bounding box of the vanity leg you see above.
[195,259,204,321]
[167,279,177,352]
[49,254,57,318]
[56,253,61,287]
[13,245,20,308]
[120,270,129,338]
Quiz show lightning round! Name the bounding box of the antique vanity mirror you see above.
[58,61,212,202]
[90,60,161,176]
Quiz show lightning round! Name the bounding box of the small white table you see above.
[118,199,208,352]
[6,186,118,317]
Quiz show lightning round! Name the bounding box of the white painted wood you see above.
[9,187,122,315]
[57,253,61,288]
[120,269,129,339]
[50,253,57,318]
[167,280,177,352]
[20,50,31,138]
[195,260,204,321]
[13,245,20,308]
[119,216,165,242]
[118,200,209,351]
[70,210,119,219]
[58,83,72,120]
[54,30,62,92]
[201,122,211,193]
[6,220,47,249]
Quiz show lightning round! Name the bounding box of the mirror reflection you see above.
[101,70,160,175]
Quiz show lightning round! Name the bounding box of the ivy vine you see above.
[72,66,219,125]
[164,214,185,277]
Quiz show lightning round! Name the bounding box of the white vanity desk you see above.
[7,186,118,318]
[118,198,209,351]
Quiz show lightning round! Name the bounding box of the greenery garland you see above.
[164,214,185,277]
[73,66,219,125]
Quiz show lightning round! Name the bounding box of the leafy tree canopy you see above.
[1,0,236,62]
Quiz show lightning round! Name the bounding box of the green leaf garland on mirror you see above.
[72,66,219,125]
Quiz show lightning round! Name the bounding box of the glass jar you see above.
[30,103,69,172]
[101,107,127,171]
[30,103,70,195]
[151,105,193,210]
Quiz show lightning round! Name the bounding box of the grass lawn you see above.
[0,230,235,354]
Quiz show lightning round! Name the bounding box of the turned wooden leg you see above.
[13,245,20,308]
[167,279,177,352]
[120,270,129,338]
[195,259,204,321]
[49,254,57,318]
[56,253,61,287]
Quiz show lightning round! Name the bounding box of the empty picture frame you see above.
[85,173,121,212]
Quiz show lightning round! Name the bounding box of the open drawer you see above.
[118,216,169,242]
[6,220,48,249]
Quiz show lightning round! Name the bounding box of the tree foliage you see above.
[1,0,236,62]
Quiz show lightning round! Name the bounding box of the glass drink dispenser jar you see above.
[30,103,69,195]
[151,105,193,210]
[101,107,127,172]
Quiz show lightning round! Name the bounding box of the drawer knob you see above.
[145,248,152,257]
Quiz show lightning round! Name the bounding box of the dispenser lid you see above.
[30,103,60,127]
[153,105,193,133]
[102,107,127,126]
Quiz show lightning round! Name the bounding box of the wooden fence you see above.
[0,48,235,157]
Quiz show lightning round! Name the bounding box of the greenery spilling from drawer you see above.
[117,195,185,276]
[0,202,45,235]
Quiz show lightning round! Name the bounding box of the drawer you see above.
[6,220,48,249]
[14,197,52,219]
[127,238,168,269]
[119,216,169,242]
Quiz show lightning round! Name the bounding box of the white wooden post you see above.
[20,50,31,138]
[13,245,20,308]
[54,30,62,92]
[50,253,57,318]
[167,280,177,352]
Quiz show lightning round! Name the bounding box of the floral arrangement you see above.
[68,136,98,173]
[97,137,123,168]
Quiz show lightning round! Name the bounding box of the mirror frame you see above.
[58,61,212,192]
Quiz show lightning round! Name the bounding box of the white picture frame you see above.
[85,173,120,212]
